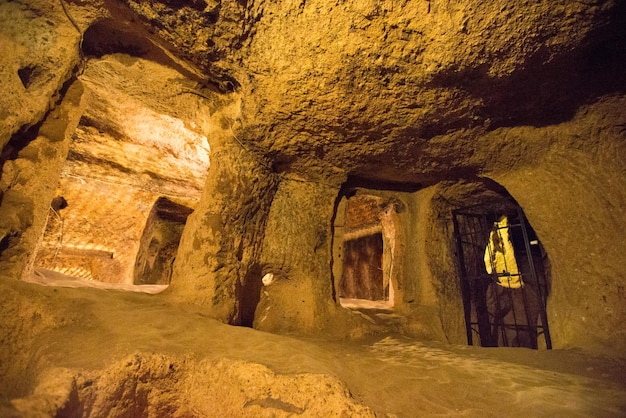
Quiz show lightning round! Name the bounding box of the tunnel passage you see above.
[133,197,193,285]
[452,201,552,349]
[24,46,211,289]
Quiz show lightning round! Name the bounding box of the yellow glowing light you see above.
[484,216,522,289]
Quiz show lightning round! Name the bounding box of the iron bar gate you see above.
[452,203,552,349]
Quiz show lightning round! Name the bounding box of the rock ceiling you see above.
[113,0,626,183]
[2,0,625,186]
[73,55,211,199]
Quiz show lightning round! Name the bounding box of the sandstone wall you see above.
[0,0,82,150]
[0,0,623,356]
[0,81,86,280]
[490,98,626,354]
[413,97,626,353]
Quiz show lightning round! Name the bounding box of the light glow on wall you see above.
[483,216,522,289]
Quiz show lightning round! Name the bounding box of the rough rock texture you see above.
[489,100,626,353]
[1,280,625,418]
[167,133,278,324]
[1,0,626,415]
[254,177,340,334]
[0,0,81,150]
[237,0,625,179]
[0,81,86,280]
[119,0,248,90]
[12,355,374,417]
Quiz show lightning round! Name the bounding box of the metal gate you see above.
[452,203,552,349]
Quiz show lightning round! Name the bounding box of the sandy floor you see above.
[2,278,625,417]
[28,268,169,294]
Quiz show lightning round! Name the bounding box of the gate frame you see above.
[452,202,552,349]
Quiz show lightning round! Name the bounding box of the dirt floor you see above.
[2,276,626,417]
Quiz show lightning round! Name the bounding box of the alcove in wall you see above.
[26,54,210,289]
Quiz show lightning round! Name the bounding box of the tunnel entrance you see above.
[24,52,210,291]
[452,202,552,349]
[133,197,192,285]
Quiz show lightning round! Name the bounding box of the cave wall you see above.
[489,98,626,354]
[253,177,340,334]
[0,81,86,281]
[365,95,626,352]
[402,186,460,342]
[0,0,624,356]
[0,0,82,151]
[412,98,626,353]
[0,1,85,281]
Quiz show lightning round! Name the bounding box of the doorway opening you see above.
[452,202,552,349]
[133,197,193,285]
[334,193,398,310]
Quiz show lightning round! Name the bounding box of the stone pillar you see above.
[167,138,277,324]
[254,177,342,334]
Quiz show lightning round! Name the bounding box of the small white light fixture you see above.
[262,273,275,286]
